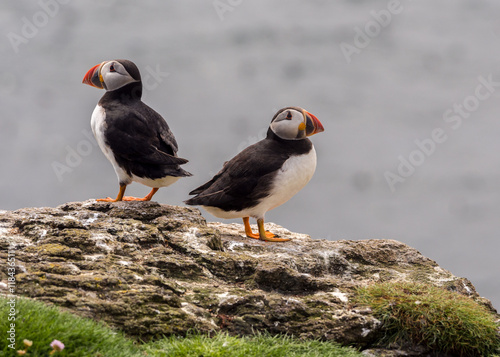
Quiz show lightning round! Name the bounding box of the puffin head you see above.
[270,107,324,140]
[82,59,141,91]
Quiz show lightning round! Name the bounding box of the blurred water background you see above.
[1,1,499,310]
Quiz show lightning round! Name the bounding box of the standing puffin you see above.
[185,107,324,242]
[82,59,191,202]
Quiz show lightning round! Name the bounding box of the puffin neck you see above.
[266,127,313,153]
[102,81,143,103]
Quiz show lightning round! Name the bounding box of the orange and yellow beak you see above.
[304,111,324,136]
[82,63,104,89]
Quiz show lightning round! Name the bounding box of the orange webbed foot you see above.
[96,197,119,202]
[242,217,291,242]
[121,188,158,201]
[95,187,158,202]
[245,230,276,240]
[122,196,149,201]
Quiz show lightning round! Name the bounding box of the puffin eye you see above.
[286,111,292,120]
[109,64,116,72]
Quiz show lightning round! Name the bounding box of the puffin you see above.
[82,59,191,202]
[185,107,324,242]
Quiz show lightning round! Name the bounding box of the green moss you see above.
[36,262,76,275]
[25,243,83,259]
[187,289,220,308]
[199,252,258,282]
[354,282,500,356]
[406,266,434,283]
[302,299,335,318]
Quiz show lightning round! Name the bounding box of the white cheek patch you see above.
[271,119,302,140]
[100,62,139,91]
[102,72,138,91]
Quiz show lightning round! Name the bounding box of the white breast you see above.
[203,146,317,220]
[90,105,131,185]
[259,146,317,213]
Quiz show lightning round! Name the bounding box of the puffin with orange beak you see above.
[185,107,324,242]
[82,59,191,202]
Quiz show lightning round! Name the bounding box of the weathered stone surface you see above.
[0,201,496,355]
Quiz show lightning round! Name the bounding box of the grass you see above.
[145,333,363,357]
[144,333,363,357]
[355,282,500,357]
[0,296,139,356]
[0,297,363,357]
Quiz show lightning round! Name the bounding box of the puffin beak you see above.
[304,111,324,136]
[82,62,104,88]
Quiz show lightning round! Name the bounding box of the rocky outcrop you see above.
[0,201,496,354]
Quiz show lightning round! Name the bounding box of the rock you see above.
[0,201,497,355]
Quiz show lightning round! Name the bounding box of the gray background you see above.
[1,1,499,310]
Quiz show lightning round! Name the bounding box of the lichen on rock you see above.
[0,201,497,355]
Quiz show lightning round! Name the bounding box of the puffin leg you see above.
[122,187,159,202]
[96,184,126,202]
[243,217,261,239]
[243,217,287,241]
[143,187,159,201]
[257,218,290,242]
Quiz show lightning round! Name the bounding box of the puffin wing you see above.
[105,104,187,166]
[186,140,289,210]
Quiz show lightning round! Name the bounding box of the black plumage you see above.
[83,59,190,202]
[186,128,312,211]
[185,106,323,242]
[98,82,190,183]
